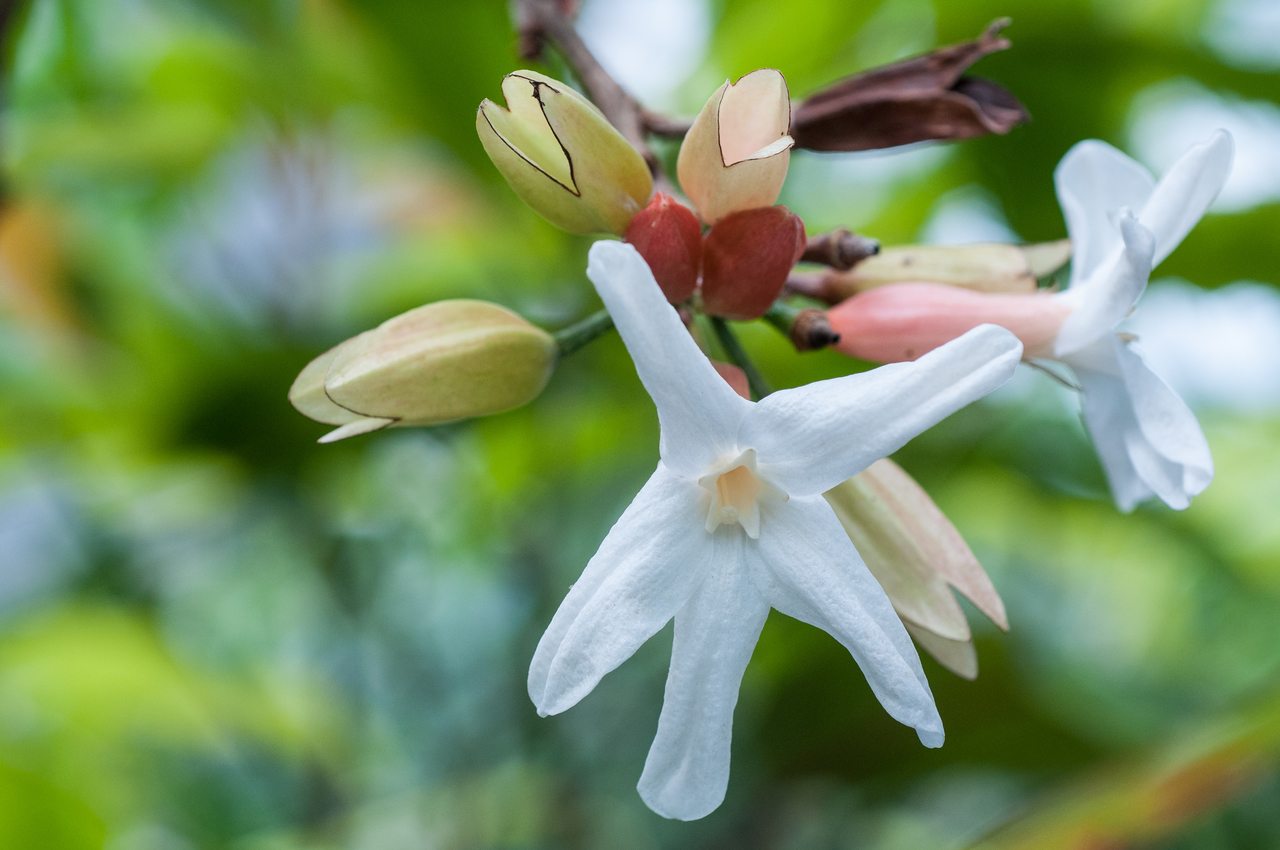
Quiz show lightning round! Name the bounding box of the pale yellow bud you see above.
[477,70,653,235]
[289,300,557,443]
[677,69,794,224]
[818,239,1073,300]
[824,458,1008,679]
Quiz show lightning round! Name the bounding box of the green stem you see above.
[553,308,615,358]
[709,316,772,400]
[763,300,805,338]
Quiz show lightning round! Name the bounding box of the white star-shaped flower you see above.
[529,241,1022,820]
[1052,131,1234,511]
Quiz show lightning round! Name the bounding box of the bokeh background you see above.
[1,0,1279,847]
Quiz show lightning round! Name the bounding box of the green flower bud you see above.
[289,300,557,443]
[477,70,653,235]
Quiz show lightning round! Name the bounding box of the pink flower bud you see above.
[700,205,806,320]
[624,193,703,304]
[827,282,1070,362]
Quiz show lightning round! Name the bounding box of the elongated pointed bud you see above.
[677,70,794,224]
[824,459,1008,679]
[701,205,806,320]
[624,193,703,303]
[827,282,1071,362]
[477,71,653,235]
[289,300,557,442]
[816,240,1072,301]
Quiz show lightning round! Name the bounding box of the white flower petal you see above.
[1072,359,1154,513]
[1115,340,1214,501]
[1139,130,1234,267]
[529,462,693,706]
[746,496,944,747]
[1054,139,1155,286]
[537,470,716,716]
[1068,335,1210,511]
[637,535,768,821]
[742,325,1021,497]
[586,241,751,477]
[1054,213,1156,357]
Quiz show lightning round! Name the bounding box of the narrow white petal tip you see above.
[638,775,726,821]
[586,238,643,276]
[917,726,945,748]
[1206,128,1234,156]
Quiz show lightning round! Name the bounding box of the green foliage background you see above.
[0,0,1278,847]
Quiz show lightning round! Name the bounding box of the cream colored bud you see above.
[677,69,794,224]
[477,70,653,235]
[824,458,1008,679]
[818,239,1073,300]
[289,300,557,443]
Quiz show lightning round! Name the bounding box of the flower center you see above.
[699,449,786,539]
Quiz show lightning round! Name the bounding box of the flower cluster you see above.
[284,12,1234,822]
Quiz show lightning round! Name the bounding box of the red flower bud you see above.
[624,193,703,304]
[700,205,806,320]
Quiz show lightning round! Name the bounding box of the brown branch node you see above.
[801,229,880,271]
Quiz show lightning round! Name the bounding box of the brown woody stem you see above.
[641,110,694,138]
[783,271,843,305]
[801,228,880,270]
[516,0,664,174]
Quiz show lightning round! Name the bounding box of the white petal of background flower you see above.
[1137,130,1232,266]
[1125,280,1280,413]
[1054,213,1155,357]
[1127,77,1280,213]
[1054,139,1155,286]
[576,0,711,108]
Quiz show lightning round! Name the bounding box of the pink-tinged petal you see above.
[1054,140,1154,286]
[828,458,1008,633]
[904,622,979,681]
[637,537,768,821]
[625,193,703,304]
[701,205,807,320]
[827,282,1070,363]
[586,241,751,478]
[743,325,1022,497]
[746,496,944,747]
[1055,214,1155,358]
[825,466,971,642]
[1139,130,1233,267]
[536,468,716,716]
[677,71,794,224]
